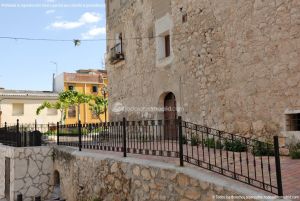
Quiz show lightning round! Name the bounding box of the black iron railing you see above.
[56,117,283,196]
[181,119,283,196]
[0,120,51,147]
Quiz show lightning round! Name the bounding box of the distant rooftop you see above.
[55,69,107,84]
[76,69,107,75]
[0,89,58,98]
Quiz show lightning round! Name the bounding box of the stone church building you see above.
[105,0,300,141]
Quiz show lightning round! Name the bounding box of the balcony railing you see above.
[110,43,124,64]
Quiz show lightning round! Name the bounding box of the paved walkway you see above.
[280,157,300,197]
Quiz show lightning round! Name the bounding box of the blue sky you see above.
[0,0,106,91]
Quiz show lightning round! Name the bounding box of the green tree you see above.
[37,90,92,123]
[58,90,92,122]
[89,96,108,122]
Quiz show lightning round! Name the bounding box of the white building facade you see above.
[0,89,60,125]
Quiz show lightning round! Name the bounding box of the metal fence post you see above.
[274,136,283,196]
[35,119,37,131]
[178,116,184,167]
[56,122,60,145]
[78,121,82,151]
[16,119,21,147]
[123,117,127,157]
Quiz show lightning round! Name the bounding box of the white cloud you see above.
[81,27,106,39]
[46,9,55,14]
[48,12,101,30]
[79,12,101,24]
[51,21,84,30]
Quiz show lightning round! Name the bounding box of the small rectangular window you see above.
[165,35,170,57]
[12,103,24,116]
[286,113,300,131]
[92,86,98,93]
[68,106,76,118]
[68,85,74,91]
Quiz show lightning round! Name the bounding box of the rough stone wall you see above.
[53,146,267,201]
[0,145,53,201]
[106,0,300,139]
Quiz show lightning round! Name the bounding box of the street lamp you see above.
[50,61,58,75]
[101,85,108,123]
[50,62,58,92]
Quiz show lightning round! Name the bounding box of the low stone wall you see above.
[53,146,272,201]
[0,145,53,201]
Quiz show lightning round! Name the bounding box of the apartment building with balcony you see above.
[54,69,108,124]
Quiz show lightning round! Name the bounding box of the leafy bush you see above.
[204,138,223,149]
[290,150,300,159]
[70,128,80,135]
[44,131,57,136]
[224,139,247,152]
[288,140,300,159]
[251,141,274,156]
[91,127,105,133]
[191,135,200,146]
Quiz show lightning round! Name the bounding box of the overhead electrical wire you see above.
[0,31,194,43]
[0,36,99,42]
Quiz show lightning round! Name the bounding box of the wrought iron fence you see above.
[181,120,282,196]
[56,117,283,196]
[0,120,51,147]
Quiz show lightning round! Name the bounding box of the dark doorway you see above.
[5,157,10,200]
[52,170,61,200]
[53,170,60,186]
[164,92,177,140]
